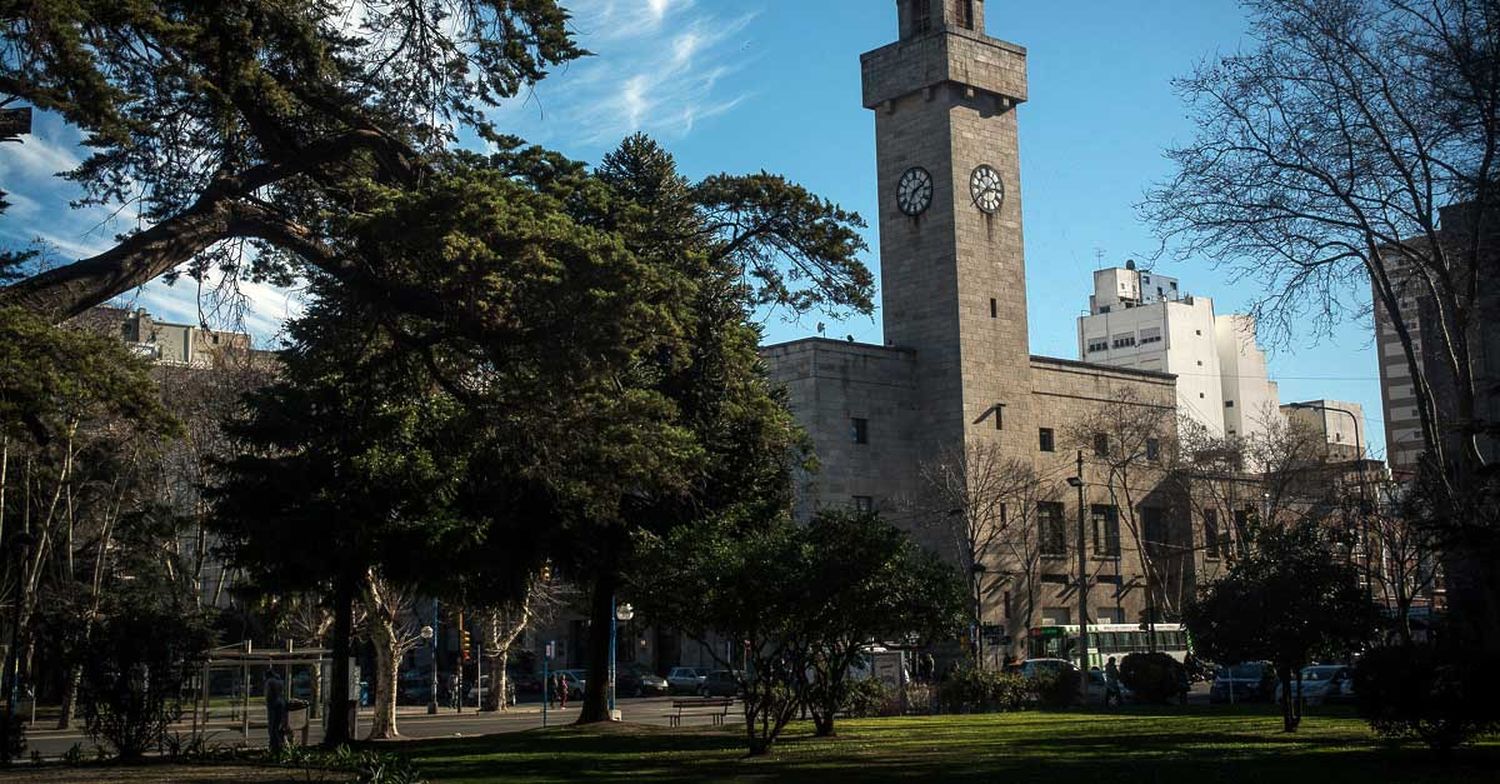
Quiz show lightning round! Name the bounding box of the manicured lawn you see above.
[401,707,1500,783]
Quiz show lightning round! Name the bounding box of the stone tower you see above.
[861,0,1032,458]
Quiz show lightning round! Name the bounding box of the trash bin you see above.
[286,699,309,747]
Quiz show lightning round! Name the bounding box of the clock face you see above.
[969,164,1005,214]
[897,166,934,216]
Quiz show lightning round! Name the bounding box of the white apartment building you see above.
[1078,263,1283,443]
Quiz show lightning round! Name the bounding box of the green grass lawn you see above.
[400,707,1500,783]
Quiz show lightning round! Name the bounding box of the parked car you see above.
[617,664,670,697]
[667,667,709,695]
[1273,665,1354,707]
[397,670,436,705]
[698,670,744,698]
[1014,658,1077,681]
[511,670,545,697]
[1210,662,1276,703]
[465,674,518,706]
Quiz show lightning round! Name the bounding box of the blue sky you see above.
[0,0,1389,457]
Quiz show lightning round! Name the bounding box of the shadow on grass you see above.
[389,711,1500,784]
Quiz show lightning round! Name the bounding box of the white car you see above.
[1275,665,1353,706]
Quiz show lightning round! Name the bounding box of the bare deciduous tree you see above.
[917,440,1060,667]
[480,570,572,712]
[1066,388,1185,638]
[1143,0,1499,656]
[359,571,423,740]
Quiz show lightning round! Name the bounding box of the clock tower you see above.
[862,0,1032,455]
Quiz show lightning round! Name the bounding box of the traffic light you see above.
[460,629,472,661]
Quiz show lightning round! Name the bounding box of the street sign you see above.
[545,640,555,659]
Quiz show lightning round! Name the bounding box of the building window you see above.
[1146,438,1161,462]
[1225,400,1235,408]
[1039,427,1055,452]
[1143,507,1167,549]
[1204,509,1221,559]
[911,0,932,33]
[853,495,875,513]
[955,0,974,29]
[1195,329,1203,336]
[852,417,869,445]
[1091,505,1121,556]
[1093,432,1109,458]
[1038,502,1067,556]
[1099,305,1111,314]
[1087,338,1109,353]
[992,403,1005,430]
[990,298,998,318]
[1140,327,1162,345]
[1112,333,1136,349]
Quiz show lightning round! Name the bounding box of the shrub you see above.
[1355,645,1499,753]
[937,667,1030,713]
[1119,652,1187,704]
[842,677,895,718]
[78,591,213,759]
[1033,668,1083,709]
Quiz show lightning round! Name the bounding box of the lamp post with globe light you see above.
[420,623,436,715]
[610,602,635,715]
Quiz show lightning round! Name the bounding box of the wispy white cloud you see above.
[492,0,761,148]
[1,111,295,345]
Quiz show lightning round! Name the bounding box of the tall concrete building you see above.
[1076,264,1283,445]
[763,1,1202,662]
[1374,202,1500,476]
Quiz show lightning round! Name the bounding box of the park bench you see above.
[667,697,734,728]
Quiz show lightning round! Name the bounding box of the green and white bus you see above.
[1026,624,1191,670]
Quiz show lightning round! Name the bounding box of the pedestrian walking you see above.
[556,674,569,709]
[1104,656,1123,708]
[264,670,288,754]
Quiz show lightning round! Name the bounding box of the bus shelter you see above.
[194,641,334,744]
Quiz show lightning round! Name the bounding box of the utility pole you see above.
[1067,450,1091,705]
[455,609,464,714]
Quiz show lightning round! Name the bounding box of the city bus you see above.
[1026,624,1192,670]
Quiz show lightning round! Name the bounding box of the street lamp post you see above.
[1067,450,1090,705]
[426,599,439,715]
[610,601,635,717]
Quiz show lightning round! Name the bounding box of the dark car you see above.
[1210,662,1276,703]
[699,670,743,698]
[617,664,670,698]
[397,670,436,705]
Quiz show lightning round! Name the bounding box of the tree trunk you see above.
[55,665,80,729]
[323,569,356,748]
[484,651,508,712]
[360,571,400,739]
[576,569,616,724]
[1278,665,1301,733]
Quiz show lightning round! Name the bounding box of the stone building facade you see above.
[762,1,1205,664]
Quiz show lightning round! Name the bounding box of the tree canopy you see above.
[0,1,873,328]
[1184,522,1378,732]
